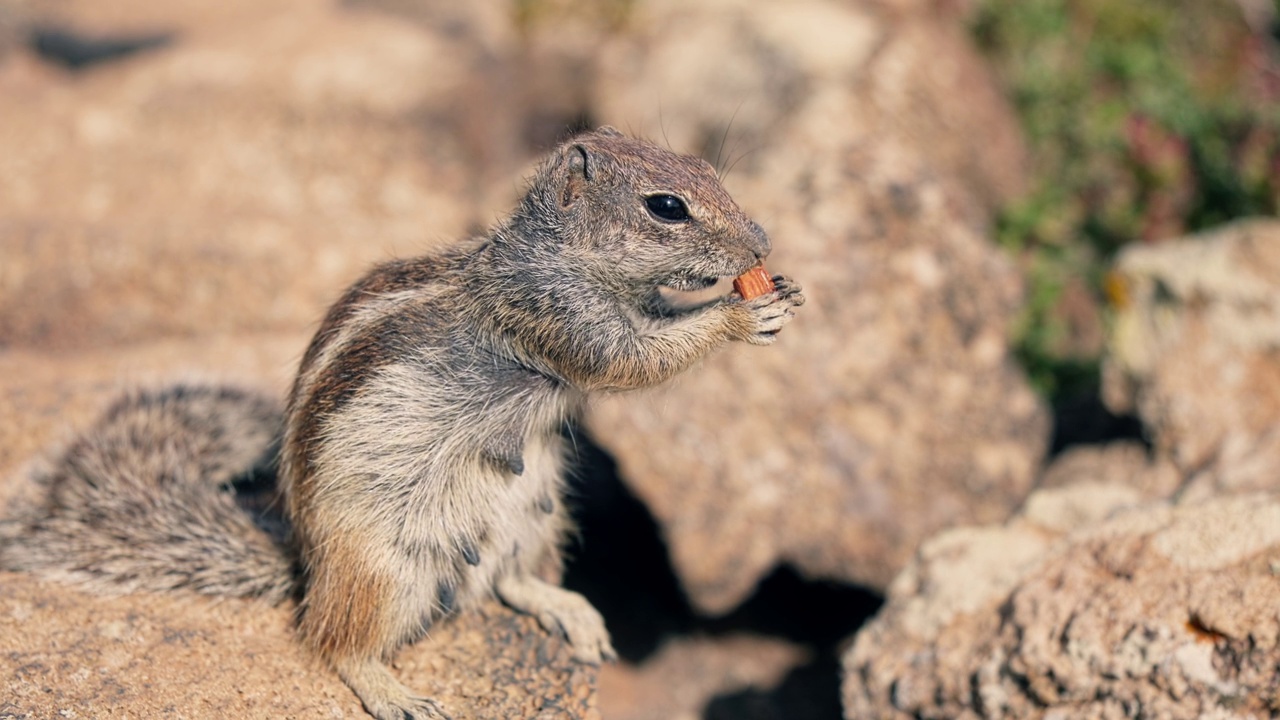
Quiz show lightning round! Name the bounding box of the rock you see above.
[842,219,1280,719]
[841,471,1280,718]
[591,0,1027,213]
[0,332,306,505]
[583,0,1047,613]
[0,334,600,719]
[1038,441,1181,501]
[0,575,599,720]
[1103,219,1280,500]
[0,0,498,352]
[0,1,22,58]
[598,635,807,720]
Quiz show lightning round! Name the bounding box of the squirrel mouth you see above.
[685,276,721,291]
[655,275,738,315]
[660,274,721,293]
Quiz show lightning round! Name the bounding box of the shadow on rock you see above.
[563,426,881,720]
[29,25,174,70]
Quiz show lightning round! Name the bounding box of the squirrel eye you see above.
[645,194,691,222]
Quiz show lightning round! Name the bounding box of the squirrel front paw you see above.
[731,274,805,345]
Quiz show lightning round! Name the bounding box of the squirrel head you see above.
[519,127,771,297]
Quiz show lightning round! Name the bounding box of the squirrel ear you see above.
[561,144,591,207]
[594,125,623,138]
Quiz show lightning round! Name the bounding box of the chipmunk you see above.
[0,127,805,719]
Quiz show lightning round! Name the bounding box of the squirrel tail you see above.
[0,384,296,604]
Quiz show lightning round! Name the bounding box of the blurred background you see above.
[2,0,1279,718]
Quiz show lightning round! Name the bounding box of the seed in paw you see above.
[734,264,774,300]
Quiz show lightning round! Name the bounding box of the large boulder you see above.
[582,0,1047,613]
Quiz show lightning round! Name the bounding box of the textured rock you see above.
[0,0,494,352]
[0,334,600,719]
[843,219,1280,719]
[0,576,599,720]
[583,0,1047,613]
[842,472,1280,719]
[1104,218,1280,500]
[1037,441,1181,502]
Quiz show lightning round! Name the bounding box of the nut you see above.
[733,265,774,300]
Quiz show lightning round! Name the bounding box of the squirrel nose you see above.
[748,222,772,260]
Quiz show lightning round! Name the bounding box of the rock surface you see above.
[0,0,494,352]
[842,476,1280,719]
[1,575,598,720]
[598,635,807,720]
[1104,218,1280,500]
[583,0,1047,613]
[1037,441,1181,500]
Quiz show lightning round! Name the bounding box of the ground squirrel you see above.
[0,127,805,719]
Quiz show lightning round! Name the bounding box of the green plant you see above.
[973,0,1280,400]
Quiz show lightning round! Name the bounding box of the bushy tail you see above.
[0,384,296,604]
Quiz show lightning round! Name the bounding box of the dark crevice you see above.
[561,428,694,661]
[703,655,846,720]
[563,427,882,720]
[29,26,174,71]
[698,568,878,720]
[1048,387,1147,457]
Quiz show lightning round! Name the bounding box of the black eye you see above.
[645,194,690,222]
